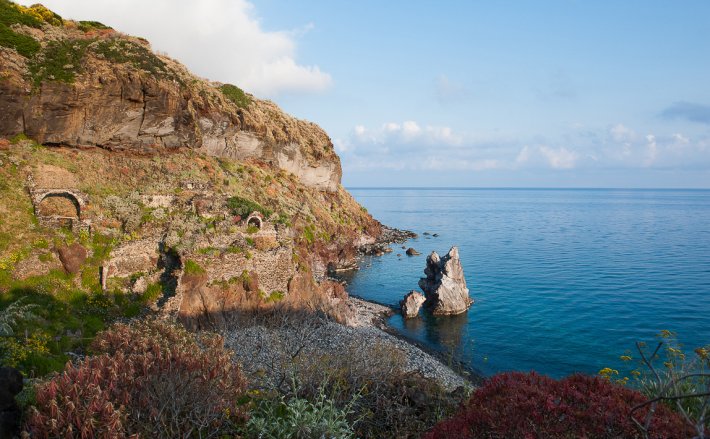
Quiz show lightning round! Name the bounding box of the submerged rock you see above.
[418,246,473,316]
[400,290,426,318]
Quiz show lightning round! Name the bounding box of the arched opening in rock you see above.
[37,193,81,219]
[247,215,262,230]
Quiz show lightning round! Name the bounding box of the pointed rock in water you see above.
[406,247,421,256]
[400,290,426,318]
[418,246,473,315]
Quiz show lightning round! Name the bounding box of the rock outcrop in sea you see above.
[418,246,473,315]
[400,290,426,318]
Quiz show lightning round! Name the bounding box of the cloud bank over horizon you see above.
[336,120,710,180]
[16,0,332,97]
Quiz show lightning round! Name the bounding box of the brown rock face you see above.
[0,36,342,192]
[57,243,87,274]
[418,246,473,316]
[400,290,426,318]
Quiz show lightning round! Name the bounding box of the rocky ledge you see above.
[359,226,417,256]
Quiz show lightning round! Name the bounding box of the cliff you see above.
[0,1,383,339]
[0,1,340,191]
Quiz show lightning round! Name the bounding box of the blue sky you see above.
[20,0,710,187]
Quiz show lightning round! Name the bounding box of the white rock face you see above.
[400,290,426,318]
[418,246,473,315]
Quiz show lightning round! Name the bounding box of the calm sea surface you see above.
[339,188,710,378]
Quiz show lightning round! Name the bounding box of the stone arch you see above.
[37,192,81,219]
[246,212,263,230]
[30,188,91,233]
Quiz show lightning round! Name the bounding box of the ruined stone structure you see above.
[246,211,264,230]
[30,188,92,233]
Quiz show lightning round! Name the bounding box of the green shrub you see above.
[77,20,111,32]
[183,259,206,276]
[91,38,167,76]
[0,0,43,28]
[265,290,285,303]
[28,39,92,87]
[612,330,710,436]
[226,196,272,218]
[303,224,315,245]
[220,83,251,108]
[245,389,356,439]
[246,225,259,234]
[0,22,40,57]
[141,282,163,303]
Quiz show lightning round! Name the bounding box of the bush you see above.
[24,319,248,438]
[0,0,43,28]
[78,20,111,32]
[227,195,272,218]
[424,372,693,439]
[0,22,40,57]
[245,388,356,439]
[616,330,710,436]
[28,39,91,87]
[91,38,167,76]
[220,83,251,108]
[183,259,206,276]
[229,310,462,438]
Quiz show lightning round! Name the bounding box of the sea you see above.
[337,188,710,378]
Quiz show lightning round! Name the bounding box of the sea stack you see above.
[400,290,426,318]
[418,246,473,315]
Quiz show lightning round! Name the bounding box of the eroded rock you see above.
[400,290,426,318]
[57,243,87,274]
[418,246,473,316]
[406,247,421,256]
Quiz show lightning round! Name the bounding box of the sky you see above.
[18,0,710,188]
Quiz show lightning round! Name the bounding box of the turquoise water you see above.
[340,189,710,378]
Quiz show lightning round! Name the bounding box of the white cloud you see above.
[16,0,332,97]
[644,134,658,167]
[350,121,463,149]
[539,146,578,169]
[610,123,636,143]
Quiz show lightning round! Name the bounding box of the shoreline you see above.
[348,296,484,388]
[349,225,484,387]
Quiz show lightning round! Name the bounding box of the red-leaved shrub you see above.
[425,371,693,439]
[24,319,247,438]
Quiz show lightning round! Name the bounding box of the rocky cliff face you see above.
[0,23,340,191]
[0,2,382,331]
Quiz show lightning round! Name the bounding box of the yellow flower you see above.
[620,355,632,362]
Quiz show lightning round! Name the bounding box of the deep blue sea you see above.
[339,188,710,378]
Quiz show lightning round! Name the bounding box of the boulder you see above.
[400,290,426,318]
[418,246,473,315]
[57,243,88,274]
[406,247,421,256]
